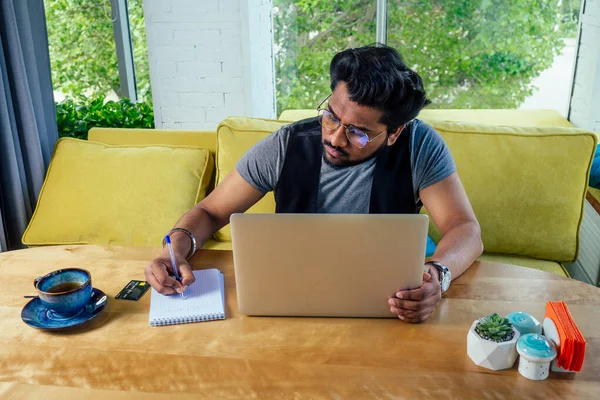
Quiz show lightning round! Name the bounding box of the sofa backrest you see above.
[89,127,218,157]
[278,108,576,128]
[421,118,596,263]
[88,112,597,262]
[213,117,290,241]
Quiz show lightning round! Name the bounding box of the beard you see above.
[322,140,385,169]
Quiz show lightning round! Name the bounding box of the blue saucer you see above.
[21,288,107,330]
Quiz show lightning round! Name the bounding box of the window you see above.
[46,0,151,103]
[273,0,582,116]
[127,0,151,102]
[273,0,377,115]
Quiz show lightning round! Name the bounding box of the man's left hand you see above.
[388,265,442,323]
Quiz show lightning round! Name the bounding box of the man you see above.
[145,44,483,323]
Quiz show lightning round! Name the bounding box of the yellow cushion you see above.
[279,109,574,128]
[214,117,289,241]
[22,138,214,247]
[279,109,318,121]
[418,109,574,127]
[478,253,568,277]
[88,127,217,157]
[201,239,233,251]
[422,119,597,262]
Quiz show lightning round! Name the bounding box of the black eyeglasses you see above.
[316,95,387,149]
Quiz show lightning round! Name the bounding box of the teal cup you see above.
[34,268,93,316]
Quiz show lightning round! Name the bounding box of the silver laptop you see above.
[230,213,429,318]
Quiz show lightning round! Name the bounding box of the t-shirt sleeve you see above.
[235,126,290,193]
[410,120,457,196]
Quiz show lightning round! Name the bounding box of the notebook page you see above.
[149,268,225,326]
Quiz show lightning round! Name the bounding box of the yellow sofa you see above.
[26,109,597,278]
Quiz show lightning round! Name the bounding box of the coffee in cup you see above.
[34,268,93,316]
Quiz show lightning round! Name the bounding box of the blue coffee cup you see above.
[34,268,93,316]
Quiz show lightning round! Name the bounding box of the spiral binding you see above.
[150,312,225,327]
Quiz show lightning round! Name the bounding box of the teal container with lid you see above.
[517,333,557,361]
[506,312,542,336]
[516,333,557,380]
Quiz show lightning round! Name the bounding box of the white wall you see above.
[569,0,600,131]
[241,0,276,118]
[142,0,275,129]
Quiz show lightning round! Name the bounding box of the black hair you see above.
[329,44,431,131]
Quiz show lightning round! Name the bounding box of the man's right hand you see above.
[144,170,265,295]
[144,257,196,295]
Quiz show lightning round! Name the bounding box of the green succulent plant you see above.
[475,313,514,342]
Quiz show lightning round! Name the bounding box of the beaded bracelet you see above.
[162,228,197,260]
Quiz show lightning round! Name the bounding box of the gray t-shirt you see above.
[236,119,456,213]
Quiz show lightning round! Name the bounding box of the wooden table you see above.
[1,245,599,399]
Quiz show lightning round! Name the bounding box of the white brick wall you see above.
[569,0,600,131]
[143,0,275,129]
[241,0,276,118]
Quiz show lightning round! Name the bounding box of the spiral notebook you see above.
[149,268,225,326]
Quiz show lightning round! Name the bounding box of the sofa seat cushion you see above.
[215,117,288,241]
[201,239,233,251]
[478,253,567,277]
[22,138,214,247]
[422,119,597,263]
[202,242,566,276]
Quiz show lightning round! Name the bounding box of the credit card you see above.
[115,280,151,301]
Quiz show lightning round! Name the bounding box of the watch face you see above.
[441,272,451,292]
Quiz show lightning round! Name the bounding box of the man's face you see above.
[321,82,399,167]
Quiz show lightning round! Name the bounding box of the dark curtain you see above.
[0,0,58,251]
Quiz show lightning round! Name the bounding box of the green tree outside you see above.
[45,0,151,102]
[45,0,581,114]
[273,0,581,113]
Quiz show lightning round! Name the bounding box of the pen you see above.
[165,235,186,300]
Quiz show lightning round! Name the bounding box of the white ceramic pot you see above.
[467,320,520,370]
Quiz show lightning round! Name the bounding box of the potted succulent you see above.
[467,313,521,370]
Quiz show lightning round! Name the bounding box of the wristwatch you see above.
[426,261,451,293]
